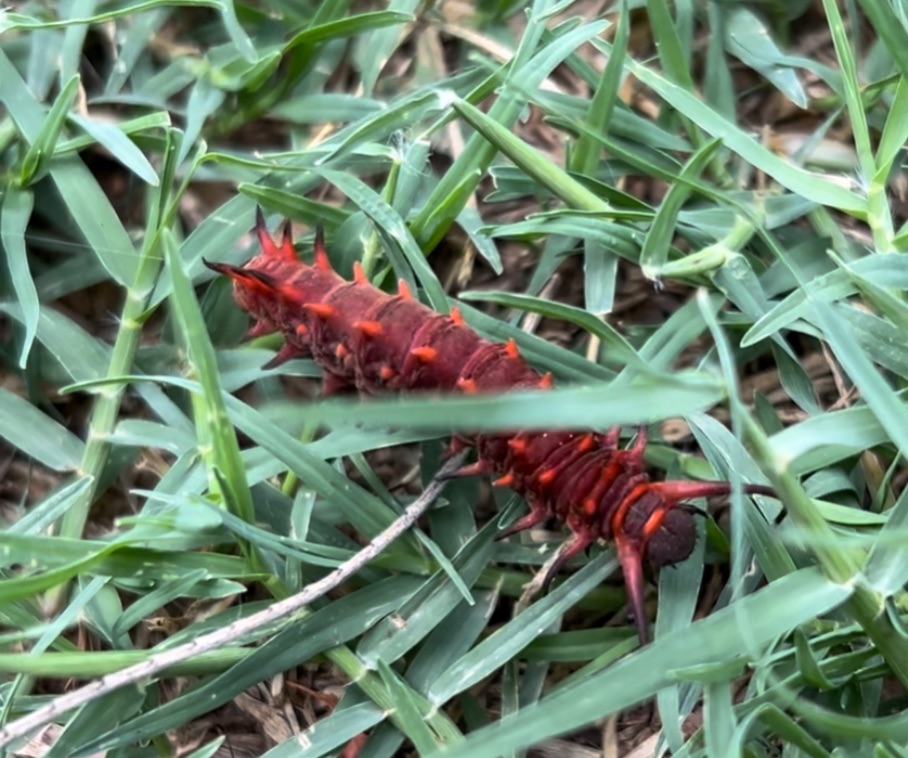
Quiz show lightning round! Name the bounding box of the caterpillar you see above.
[204,209,774,643]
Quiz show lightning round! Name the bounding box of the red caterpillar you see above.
[205,210,773,643]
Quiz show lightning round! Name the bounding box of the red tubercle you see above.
[397,279,414,300]
[492,471,516,488]
[409,346,438,363]
[354,320,384,338]
[305,302,336,319]
[254,207,296,261]
[312,226,332,271]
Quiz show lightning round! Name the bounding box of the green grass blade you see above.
[726,8,808,108]
[645,0,694,90]
[0,387,84,471]
[165,227,255,526]
[18,73,79,186]
[452,98,610,213]
[1,187,39,367]
[855,0,908,81]
[283,11,413,53]
[639,137,723,277]
[569,0,628,175]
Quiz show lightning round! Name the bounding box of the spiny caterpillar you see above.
[205,209,774,643]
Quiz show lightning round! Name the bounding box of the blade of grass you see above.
[163,229,266,586]
[569,0,628,175]
[820,0,890,251]
[639,137,723,278]
[1,187,38,367]
[452,98,610,213]
[855,0,908,82]
[18,74,80,186]
[645,0,694,90]
[0,387,84,471]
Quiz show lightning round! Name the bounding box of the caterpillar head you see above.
[202,208,295,312]
[203,208,335,330]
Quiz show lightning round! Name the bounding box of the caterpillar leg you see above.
[522,531,596,600]
[321,371,353,396]
[630,424,647,456]
[261,342,309,370]
[438,459,494,480]
[598,426,621,448]
[496,494,549,540]
[245,318,278,339]
[440,436,471,460]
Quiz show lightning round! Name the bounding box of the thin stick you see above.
[0,453,466,749]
